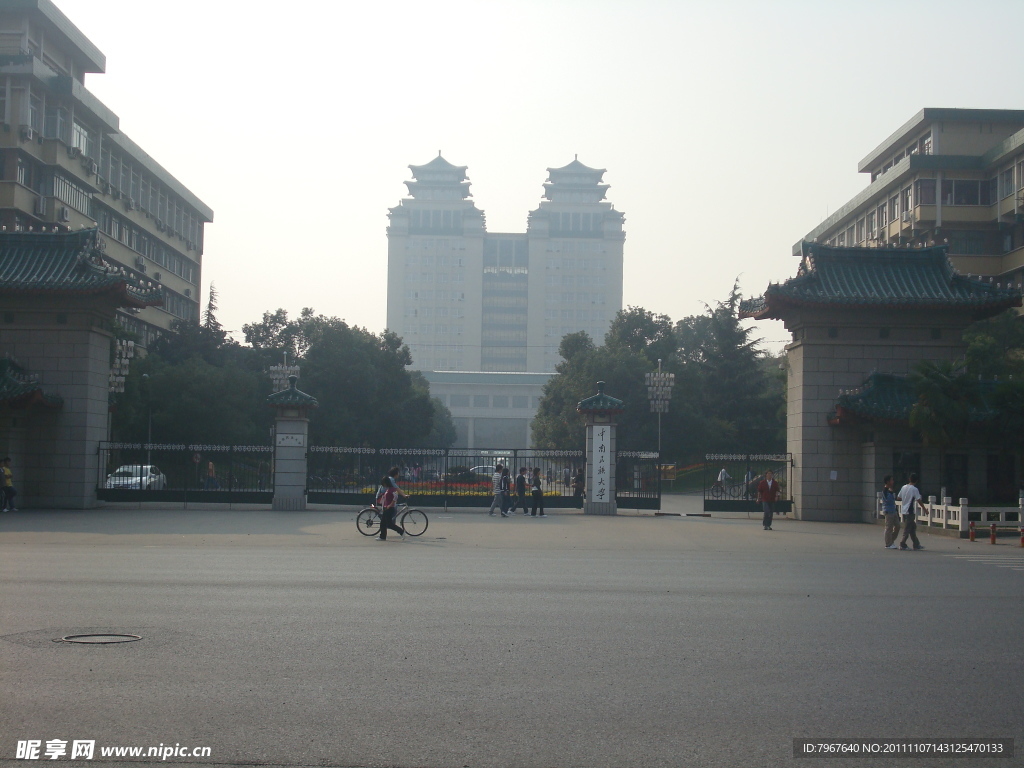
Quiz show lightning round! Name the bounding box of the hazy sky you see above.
[57,0,1023,352]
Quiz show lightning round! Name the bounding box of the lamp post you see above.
[645,359,675,455]
[141,373,153,467]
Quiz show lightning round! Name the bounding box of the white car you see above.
[105,464,167,490]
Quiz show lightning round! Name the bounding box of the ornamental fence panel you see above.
[616,451,661,510]
[96,442,273,503]
[702,453,793,513]
[305,447,628,509]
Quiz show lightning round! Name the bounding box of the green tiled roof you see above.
[0,359,62,409]
[577,381,625,415]
[267,376,318,409]
[741,243,1022,321]
[0,228,163,308]
[831,371,997,426]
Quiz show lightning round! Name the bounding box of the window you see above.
[889,195,899,220]
[900,187,912,213]
[1002,168,1015,199]
[915,179,936,205]
[512,396,528,408]
[867,210,876,235]
[473,395,489,408]
[492,396,508,408]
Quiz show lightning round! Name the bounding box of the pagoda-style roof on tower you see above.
[0,359,62,410]
[267,376,319,409]
[0,228,163,308]
[740,243,1023,321]
[577,381,625,416]
[543,157,609,203]
[404,153,472,200]
[830,371,998,426]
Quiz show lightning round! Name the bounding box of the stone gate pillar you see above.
[267,376,318,511]
[576,381,625,515]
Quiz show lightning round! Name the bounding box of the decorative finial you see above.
[438,149,442,157]
[575,153,578,160]
[288,375,297,389]
[597,380,605,393]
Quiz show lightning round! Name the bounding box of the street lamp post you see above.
[646,359,675,455]
[142,373,152,467]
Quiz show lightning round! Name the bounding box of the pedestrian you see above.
[572,467,585,508]
[205,461,219,490]
[563,466,571,488]
[881,474,901,549]
[513,466,529,514]
[715,466,731,495]
[744,467,756,500]
[1,456,17,511]
[757,469,779,530]
[531,466,546,517]
[499,466,512,517]
[374,466,406,541]
[488,464,505,516]
[897,473,924,551]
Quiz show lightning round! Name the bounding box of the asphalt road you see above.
[1,501,1022,768]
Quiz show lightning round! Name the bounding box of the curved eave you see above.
[745,292,1021,321]
[0,282,163,309]
[1,389,63,410]
[576,407,625,417]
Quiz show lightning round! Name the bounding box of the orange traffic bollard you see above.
[990,523,997,544]
[969,521,976,542]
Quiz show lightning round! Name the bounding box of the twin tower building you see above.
[385,155,625,447]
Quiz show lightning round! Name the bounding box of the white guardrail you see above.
[875,494,1023,533]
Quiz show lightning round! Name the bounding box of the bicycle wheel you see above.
[710,484,723,499]
[728,483,741,498]
[356,508,380,536]
[400,508,428,537]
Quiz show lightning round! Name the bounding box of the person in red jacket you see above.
[757,469,780,530]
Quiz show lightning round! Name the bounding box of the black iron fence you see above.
[616,451,661,509]
[96,442,274,503]
[703,453,793,513]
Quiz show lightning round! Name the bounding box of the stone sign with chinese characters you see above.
[576,381,623,515]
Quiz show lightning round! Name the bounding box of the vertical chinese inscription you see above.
[590,426,610,502]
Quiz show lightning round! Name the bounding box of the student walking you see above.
[757,469,779,530]
[513,467,529,514]
[374,467,406,541]
[499,467,512,517]
[531,467,546,517]
[572,467,585,508]
[897,473,924,550]
[1,456,16,511]
[488,464,505,516]
[881,475,901,549]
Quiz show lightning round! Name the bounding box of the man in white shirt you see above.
[897,473,924,551]
[488,464,505,517]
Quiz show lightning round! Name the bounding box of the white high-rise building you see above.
[385,155,625,448]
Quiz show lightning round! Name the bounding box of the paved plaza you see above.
[1,497,1022,768]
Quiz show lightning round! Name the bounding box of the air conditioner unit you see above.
[901,211,912,223]
[134,256,146,272]
[58,206,70,223]
[184,288,191,298]
[33,197,46,216]
[66,146,81,159]
[155,220,165,231]
[18,125,32,141]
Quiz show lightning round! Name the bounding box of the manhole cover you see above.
[57,634,142,644]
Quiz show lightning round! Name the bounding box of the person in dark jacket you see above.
[881,475,900,549]
[512,467,529,514]
[531,467,546,517]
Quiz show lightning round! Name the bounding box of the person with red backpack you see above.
[374,466,406,541]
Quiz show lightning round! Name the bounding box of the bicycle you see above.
[356,501,429,537]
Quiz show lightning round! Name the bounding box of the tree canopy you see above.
[532,288,785,460]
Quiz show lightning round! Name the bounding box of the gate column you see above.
[267,376,318,511]
[576,381,625,516]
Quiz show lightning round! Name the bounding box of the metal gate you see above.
[703,453,793,513]
[616,451,661,510]
[306,447,654,509]
[96,442,274,503]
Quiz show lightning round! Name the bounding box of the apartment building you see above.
[797,108,1024,284]
[0,0,212,348]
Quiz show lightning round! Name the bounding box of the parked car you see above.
[443,465,496,483]
[105,464,167,490]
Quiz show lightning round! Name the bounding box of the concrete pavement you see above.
[1,502,1021,768]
